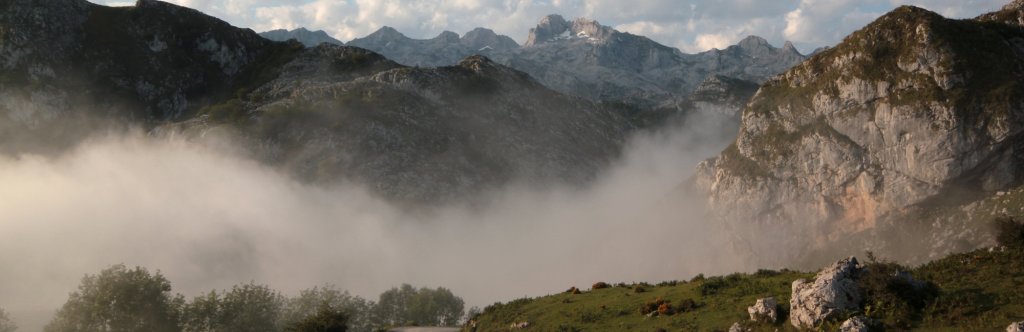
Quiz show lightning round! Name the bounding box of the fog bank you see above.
[0,113,744,330]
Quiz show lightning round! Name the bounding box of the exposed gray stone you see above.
[790,257,862,329]
[1008,321,1024,332]
[839,316,873,332]
[747,297,779,323]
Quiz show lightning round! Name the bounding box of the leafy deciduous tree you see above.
[0,307,17,332]
[374,284,464,327]
[44,264,183,332]
[283,285,373,332]
[182,282,285,332]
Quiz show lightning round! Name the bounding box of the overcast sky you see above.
[96,0,1008,54]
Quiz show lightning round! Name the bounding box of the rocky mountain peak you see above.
[457,54,496,72]
[461,27,519,51]
[783,41,799,53]
[525,14,570,46]
[569,17,616,43]
[736,35,774,54]
[696,2,1024,265]
[977,0,1024,25]
[525,14,618,46]
[436,30,460,43]
[365,26,406,41]
[259,27,343,47]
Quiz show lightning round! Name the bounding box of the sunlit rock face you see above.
[696,4,1024,266]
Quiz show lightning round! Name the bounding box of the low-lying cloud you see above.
[0,113,745,330]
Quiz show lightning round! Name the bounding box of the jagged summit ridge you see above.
[524,14,616,46]
[977,0,1024,25]
[259,27,343,47]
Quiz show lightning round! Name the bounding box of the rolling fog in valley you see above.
[0,112,747,330]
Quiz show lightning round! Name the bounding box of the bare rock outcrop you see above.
[696,2,1024,266]
[1008,321,1024,332]
[839,316,873,332]
[747,297,778,323]
[790,257,862,329]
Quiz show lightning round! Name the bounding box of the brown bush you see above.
[640,297,669,315]
[565,286,581,294]
[657,303,675,315]
[633,285,646,293]
[591,282,611,290]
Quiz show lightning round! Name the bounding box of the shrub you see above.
[591,282,610,290]
[857,260,938,329]
[633,285,646,293]
[656,303,675,316]
[698,276,728,296]
[676,298,698,313]
[565,287,581,295]
[286,305,348,332]
[994,216,1024,249]
[640,298,669,315]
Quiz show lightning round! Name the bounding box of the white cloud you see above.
[88,0,1012,54]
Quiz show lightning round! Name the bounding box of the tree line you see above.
[4,264,464,332]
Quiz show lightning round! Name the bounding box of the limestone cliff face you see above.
[696,4,1024,264]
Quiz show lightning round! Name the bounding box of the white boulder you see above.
[747,296,779,323]
[790,257,862,329]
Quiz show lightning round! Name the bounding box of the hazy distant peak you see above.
[258,27,343,47]
[782,41,797,52]
[461,27,519,51]
[367,26,407,40]
[525,14,616,46]
[436,30,460,42]
[737,35,770,50]
[538,14,570,30]
[525,14,571,46]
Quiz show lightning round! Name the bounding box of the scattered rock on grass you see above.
[790,257,863,329]
[840,316,873,332]
[747,296,778,323]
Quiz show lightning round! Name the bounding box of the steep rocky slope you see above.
[0,0,632,202]
[696,2,1024,265]
[186,50,631,202]
[0,0,298,152]
[260,27,343,47]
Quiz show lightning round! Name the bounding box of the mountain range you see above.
[0,0,642,203]
[4,0,1022,259]
[261,15,806,112]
